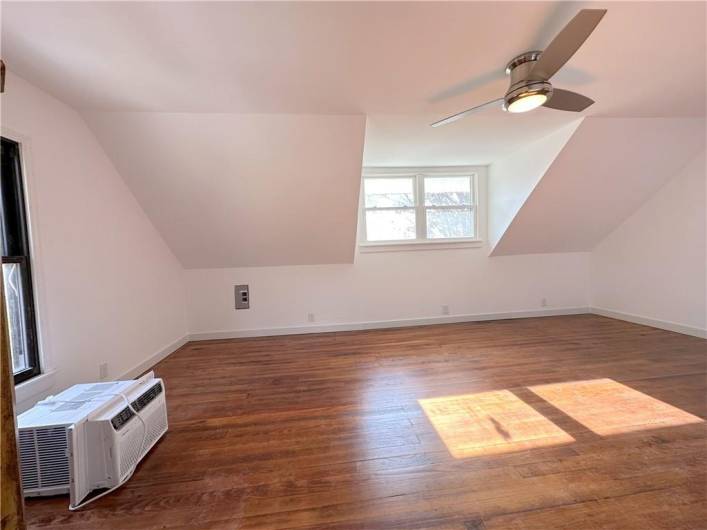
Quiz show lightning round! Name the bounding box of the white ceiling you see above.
[363,111,580,166]
[2,2,705,267]
[2,1,704,118]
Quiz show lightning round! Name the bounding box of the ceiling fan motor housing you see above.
[503,51,553,111]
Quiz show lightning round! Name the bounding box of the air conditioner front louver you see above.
[19,426,70,492]
[19,431,39,490]
[131,381,163,412]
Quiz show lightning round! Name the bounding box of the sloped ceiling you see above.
[488,120,583,247]
[2,2,705,266]
[491,118,706,256]
[84,113,365,268]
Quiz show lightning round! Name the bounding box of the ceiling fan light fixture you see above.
[506,93,548,113]
[503,82,553,113]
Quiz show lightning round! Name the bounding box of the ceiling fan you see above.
[431,9,606,127]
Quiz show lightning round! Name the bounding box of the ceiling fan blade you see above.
[543,88,594,112]
[528,9,606,81]
[431,98,503,127]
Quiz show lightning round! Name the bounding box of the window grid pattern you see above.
[361,169,478,244]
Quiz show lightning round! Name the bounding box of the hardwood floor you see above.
[24,315,707,529]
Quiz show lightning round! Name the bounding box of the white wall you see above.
[185,249,590,338]
[590,151,707,337]
[488,120,581,248]
[1,72,189,411]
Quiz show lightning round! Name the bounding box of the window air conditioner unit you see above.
[17,371,168,510]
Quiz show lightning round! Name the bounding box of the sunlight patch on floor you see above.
[528,378,704,436]
[419,390,575,458]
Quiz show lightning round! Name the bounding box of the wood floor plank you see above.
[24,315,707,529]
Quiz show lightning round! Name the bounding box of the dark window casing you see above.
[1,137,40,384]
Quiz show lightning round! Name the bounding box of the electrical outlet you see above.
[99,363,108,381]
[541,298,548,307]
[307,313,315,323]
[235,285,250,309]
[441,305,450,315]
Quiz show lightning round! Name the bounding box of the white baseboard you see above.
[104,307,704,386]
[15,336,189,413]
[119,334,190,379]
[590,307,707,339]
[19,308,700,414]
[189,307,591,341]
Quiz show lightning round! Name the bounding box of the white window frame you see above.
[359,166,486,252]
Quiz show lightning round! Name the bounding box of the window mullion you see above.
[415,174,426,240]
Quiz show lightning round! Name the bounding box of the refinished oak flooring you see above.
[25,315,707,529]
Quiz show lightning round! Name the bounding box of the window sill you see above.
[359,239,484,253]
[15,369,57,413]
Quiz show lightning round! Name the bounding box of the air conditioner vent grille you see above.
[19,426,70,490]
[119,427,145,479]
[131,382,163,412]
[144,406,168,449]
[110,407,135,431]
[19,431,39,490]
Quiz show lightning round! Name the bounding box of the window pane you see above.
[365,209,415,241]
[424,176,472,206]
[364,178,414,208]
[426,208,474,239]
[2,263,30,374]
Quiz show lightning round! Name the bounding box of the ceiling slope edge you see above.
[490,117,706,256]
[487,119,583,252]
